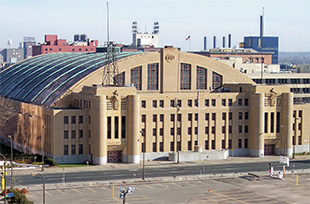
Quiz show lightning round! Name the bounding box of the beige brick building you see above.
[0,46,309,165]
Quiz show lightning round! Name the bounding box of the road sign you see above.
[280,156,289,167]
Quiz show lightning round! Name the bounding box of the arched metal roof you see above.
[0,52,138,106]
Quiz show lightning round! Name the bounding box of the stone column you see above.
[92,95,107,165]
[249,93,264,157]
[127,95,140,163]
[281,93,293,157]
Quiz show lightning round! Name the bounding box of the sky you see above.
[0,0,309,52]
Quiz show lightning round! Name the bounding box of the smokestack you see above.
[228,34,231,48]
[260,15,263,38]
[213,36,216,48]
[204,36,207,50]
[222,36,225,48]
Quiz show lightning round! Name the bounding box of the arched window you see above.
[131,66,142,90]
[197,66,207,90]
[212,71,222,89]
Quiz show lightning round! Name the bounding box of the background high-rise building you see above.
[23,37,36,59]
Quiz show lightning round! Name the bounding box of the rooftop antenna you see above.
[102,2,120,86]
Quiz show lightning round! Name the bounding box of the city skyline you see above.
[0,0,309,52]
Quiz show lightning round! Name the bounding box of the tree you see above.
[0,96,17,135]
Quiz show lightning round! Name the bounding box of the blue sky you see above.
[0,0,309,51]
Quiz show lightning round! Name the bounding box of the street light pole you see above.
[8,135,13,188]
[42,125,46,172]
[0,153,7,204]
[37,173,45,204]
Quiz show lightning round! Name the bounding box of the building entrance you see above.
[264,144,275,155]
[108,151,122,163]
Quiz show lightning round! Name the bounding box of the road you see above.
[12,160,309,186]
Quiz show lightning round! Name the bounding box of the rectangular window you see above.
[229,126,232,134]
[188,100,192,107]
[264,112,268,133]
[244,98,249,106]
[153,114,157,122]
[170,142,174,151]
[238,99,242,106]
[64,116,68,124]
[276,112,280,133]
[153,142,156,152]
[152,128,157,136]
[211,140,215,149]
[177,142,181,151]
[142,115,146,122]
[89,116,91,124]
[205,140,209,150]
[153,100,157,108]
[205,126,209,134]
[245,125,248,133]
[238,139,242,148]
[159,100,164,107]
[79,144,83,154]
[228,139,232,149]
[170,114,175,122]
[211,126,215,134]
[195,127,198,135]
[244,139,248,148]
[89,130,91,138]
[141,143,145,152]
[170,100,175,107]
[64,130,68,139]
[212,113,216,120]
[222,99,226,106]
[194,113,198,121]
[147,63,159,90]
[71,116,76,124]
[78,116,83,124]
[115,116,119,139]
[188,127,192,135]
[64,145,68,155]
[222,126,225,134]
[222,113,226,120]
[245,112,249,120]
[107,117,111,139]
[160,114,164,122]
[79,130,83,138]
[222,140,225,149]
[71,130,76,138]
[159,128,163,136]
[239,112,242,120]
[197,66,207,89]
[71,145,76,155]
[205,99,209,107]
[141,100,146,108]
[188,141,192,150]
[211,99,216,107]
[205,113,209,120]
[180,63,191,90]
[177,127,181,135]
[159,142,163,152]
[229,112,232,120]
[122,116,126,138]
[238,125,242,133]
[177,100,182,107]
[228,99,232,106]
[270,113,274,133]
[170,128,174,135]
[188,113,192,121]
[114,72,125,85]
[131,66,142,90]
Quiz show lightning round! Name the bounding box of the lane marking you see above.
[72,189,83,194]
[57,190,67,195]
[87,188,97,193]
[45,191,52,196]
[212,191,249,204]
[143,185,155,189]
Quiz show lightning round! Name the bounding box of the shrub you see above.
[7,187,34,204]
[45,158,58,167]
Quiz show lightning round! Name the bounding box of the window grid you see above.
[197,66,207,90]
[147,63,159,90]
[131,66,142,90]
[180,63,191,90]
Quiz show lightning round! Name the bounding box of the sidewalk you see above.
[14,155,309,176]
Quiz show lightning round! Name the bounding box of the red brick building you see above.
[32,35,98,56]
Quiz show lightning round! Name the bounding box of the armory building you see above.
[0,46,308,165]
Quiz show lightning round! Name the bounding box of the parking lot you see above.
[26,173,310,204]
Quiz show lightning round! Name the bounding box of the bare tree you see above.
[0,96,17,135]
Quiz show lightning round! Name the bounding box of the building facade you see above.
[0,47,308,165]
[243,36,279,64]
[0,48,24,64]
[32,35,98,56]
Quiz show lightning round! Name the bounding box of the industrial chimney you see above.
[204,36,207,50]
[228,34,231,48]
[213,36,216,48]
[222,36,225,48]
